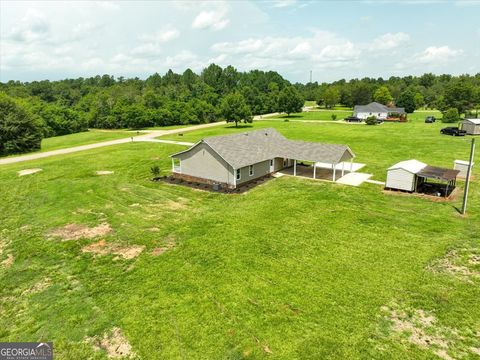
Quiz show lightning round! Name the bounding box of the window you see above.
[270,159,274,166]
[249,165,254,176]
[236,169,241,180]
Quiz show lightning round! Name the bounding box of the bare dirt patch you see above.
[47,223,112,241]
[95,170,114,175]
[1,254,14,269]
[87,327,136,359]
[17,168,42,176]
[429,249,480,283]
[148,227,160,232]
[82,240,145,260]
[380,303,480,360]
[151,236,176,256]
[22,278,52,296]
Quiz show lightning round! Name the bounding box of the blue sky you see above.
[1,0,479,83]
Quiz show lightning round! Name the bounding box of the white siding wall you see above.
[176,143,234,185]
[356,111,388,120]
[386,168,416,191]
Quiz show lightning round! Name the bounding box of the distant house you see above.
[460,118,480,135]
[353,102,406,121]
[170,128,355,189]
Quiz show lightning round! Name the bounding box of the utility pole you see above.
[461,138,475,215]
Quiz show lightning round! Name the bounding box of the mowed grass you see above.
[266,111,352,121]
[0,121,479,359]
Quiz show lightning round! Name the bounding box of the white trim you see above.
[236,168,241,181]
[294,159,297,176]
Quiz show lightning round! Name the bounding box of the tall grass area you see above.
[0,122,479,358]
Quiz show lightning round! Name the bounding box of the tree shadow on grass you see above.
[278,115,303,119]
[224,124,254,129]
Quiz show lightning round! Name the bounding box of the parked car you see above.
[440,127,466,136]
[425,116,436,123]
[344,116,362,122]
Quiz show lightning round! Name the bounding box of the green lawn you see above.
[1,120,479,359]
[266,111,353,121]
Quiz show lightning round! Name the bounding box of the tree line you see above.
[1,65,479,156]
[0,64,304,155]
[295,73,480,116]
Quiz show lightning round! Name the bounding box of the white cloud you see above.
[7,9,50,43]
[416,45,463,63]
[270,0,298,7]
[139,27,180,43]
[369,32,410,50]
[192,8,229,31]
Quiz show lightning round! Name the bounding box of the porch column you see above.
[171,158,175,172]
[341,161,345,177]
[350,159,353,172]
[332,163,337,182]
[313,162,316,179]
[294,159,297,176]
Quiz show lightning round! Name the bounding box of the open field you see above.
[1,120,479,359]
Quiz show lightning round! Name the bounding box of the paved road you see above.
[0,121,226,166]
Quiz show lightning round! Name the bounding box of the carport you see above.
[416,166,460,198]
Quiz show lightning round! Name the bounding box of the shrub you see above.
[331,114,337,121]
[365,116,377,125]
[150,165,160,178]
[442,108,460,123]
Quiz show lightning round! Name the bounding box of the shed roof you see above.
[463,118,480,125]
[353,102,405,114]
[388,159,427,174]
[171,128,355,169]
[417,166,460,182]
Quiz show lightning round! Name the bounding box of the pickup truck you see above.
[440,127,466,136]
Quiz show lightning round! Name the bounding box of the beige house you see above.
[170,128,355,188]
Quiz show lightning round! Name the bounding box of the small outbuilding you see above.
[386,160,427,192]
[460,118,480,135]
[386,159,460,197]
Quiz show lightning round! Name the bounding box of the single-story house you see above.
[386,159,459,197]
[460,118,480,135]
[170,128,355,188]
[353,102,406,121]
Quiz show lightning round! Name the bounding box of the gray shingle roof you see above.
[171,128,355,169]
[353,102,405,114]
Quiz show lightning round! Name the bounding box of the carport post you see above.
[313,162,316,179]
[350,159,353,172]
[341,162,345,177]
[171,158,174,172]
[332,163,337,182]
[294,159,297,176]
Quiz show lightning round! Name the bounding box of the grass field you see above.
[1,119,479,359]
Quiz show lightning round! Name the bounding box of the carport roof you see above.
[171,128,355,169]
[417,166,460,182]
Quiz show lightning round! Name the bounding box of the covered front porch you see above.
[278,159,365,182]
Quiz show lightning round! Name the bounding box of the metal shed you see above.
[386,160,427,191]
[461,119,480,135]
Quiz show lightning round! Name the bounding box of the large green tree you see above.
[373,86,393,105]
[0,93,44,156]
[278,86,304,115]
[220,92,252,127]
[322,87,341,109]
[396,89,417,113]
